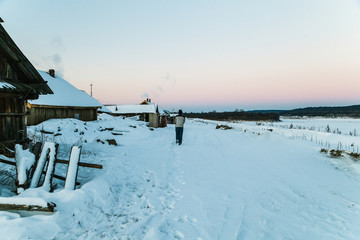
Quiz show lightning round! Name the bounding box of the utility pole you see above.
[90,84,93,97]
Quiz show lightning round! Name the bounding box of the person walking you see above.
[175,109,185,145]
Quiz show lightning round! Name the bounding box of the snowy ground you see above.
[0,115,360,239]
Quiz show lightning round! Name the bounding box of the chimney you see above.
[49,69,55,78]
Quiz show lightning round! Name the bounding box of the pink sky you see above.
[1,0,360,112]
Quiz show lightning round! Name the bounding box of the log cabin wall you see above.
[0,94,26,143]
[27,106,98,125]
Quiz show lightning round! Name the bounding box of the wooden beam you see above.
[0,157,101,171]
[41,171,80,185]
[0,158,15,166]
[55,159,103,169]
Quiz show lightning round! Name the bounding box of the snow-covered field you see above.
[0,115,360,239]
[234,117,360,154]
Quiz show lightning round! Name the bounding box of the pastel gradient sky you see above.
[1,0,360,112]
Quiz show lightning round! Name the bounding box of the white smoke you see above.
[141,72,176,100]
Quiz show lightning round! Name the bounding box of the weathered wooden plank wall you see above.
[27,107,97,125]
[0,95,25,142]
[0,54,18,80]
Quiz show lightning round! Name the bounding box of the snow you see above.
[0,81,15,89]
[106,104,158,114]
[28,70,102,107]
[229,117,360,158]
[0,197,48,208]
[0,116,360,239]
[15,145,35,194]
[64,146,81,190]
[98,105,112,113]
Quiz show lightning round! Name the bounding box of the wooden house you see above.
[0,19,52,151]
[27,70,103,125]
[106,103,161,128]
[139,98,167,127]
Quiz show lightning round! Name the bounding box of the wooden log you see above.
[0,158,15,166]
[0,196,56,215]
[55,159,103,169]
[28,142,42,182]
[1,158,103,169]
[42,144,59,191]
[30,142,56,189]
[0,202,55,213]
[40,171,80,185]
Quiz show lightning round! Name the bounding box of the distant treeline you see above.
[250,105,360,117]
[183,111,280,121]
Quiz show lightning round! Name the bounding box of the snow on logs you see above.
[0,197,56,215]
[15,145,35,194]
[64,146,81,190]
[30,142,57,191]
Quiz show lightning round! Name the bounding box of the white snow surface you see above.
[28,71,102,107]
[15,145,35,186]
[0,197,48,207]
[1,116,360,239]
[64,146,81,190]
[106,104,158,114]
[99,105,112,113]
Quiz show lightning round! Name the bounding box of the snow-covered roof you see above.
[107,104,158,114]
[99,105,112,113]
[29,71,102,108]
[0,81,15,89]
[157,106,165,115]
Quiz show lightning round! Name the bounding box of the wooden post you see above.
[28,142,42,182]
[42,144,58,192]
[30,142,57,189]
[22,99,27,142]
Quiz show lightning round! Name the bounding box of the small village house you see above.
[105,104,160,128]
[27,70,103,125]
[0,18,52,151]
[139,98,167,127]
[105,99,166,128]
